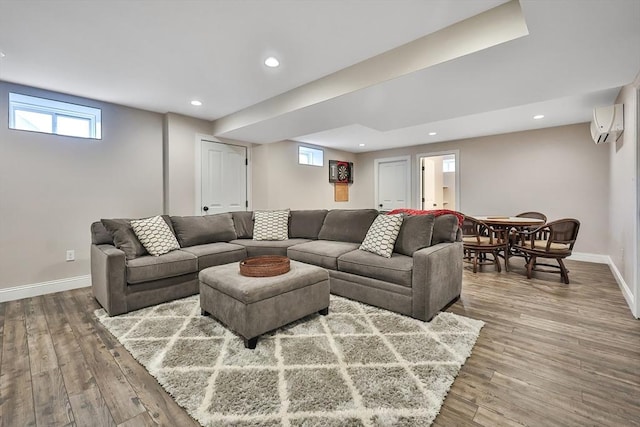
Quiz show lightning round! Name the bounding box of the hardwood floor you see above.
[0,258,638,426]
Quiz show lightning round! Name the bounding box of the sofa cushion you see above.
[170,213,237,247]
[359,214,404,258]
[230,238,310,257]
[394,214,435,256]
[91,221,113,245]
[287,240,361,270]
[131,215,180,256]
[253,210,289,240]
[102,217,175,260]
[432,214,459,244]
[179,242,247,269]
[317,209,379,243]
[126,250,197,284]
[232,211,254,239]
[338,249,414,288]
[289,210,328,239]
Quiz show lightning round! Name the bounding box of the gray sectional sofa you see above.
[91,209,463,321]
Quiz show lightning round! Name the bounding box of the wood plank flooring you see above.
[0,258,638,426]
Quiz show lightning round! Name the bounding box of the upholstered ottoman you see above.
[199,260,329,349]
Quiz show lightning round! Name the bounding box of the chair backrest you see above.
[461,217,483,237]
[547,218,580,251]
[516,211,547,222]
[462,216,507,245]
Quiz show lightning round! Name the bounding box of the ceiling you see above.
[0,0,638,153]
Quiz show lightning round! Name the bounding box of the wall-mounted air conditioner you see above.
[590,104,624,144]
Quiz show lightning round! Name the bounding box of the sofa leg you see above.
[201,309,209,316]
[318,307,329,316]
[244,336,258,350]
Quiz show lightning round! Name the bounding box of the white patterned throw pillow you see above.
[360,214,404,258]
[131,215,180,256]
[253,210,289,241]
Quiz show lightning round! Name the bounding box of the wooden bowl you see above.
[239,255,290,277]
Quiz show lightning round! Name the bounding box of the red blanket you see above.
[387,208,465,226]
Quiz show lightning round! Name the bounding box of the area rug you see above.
[95,295,483,427]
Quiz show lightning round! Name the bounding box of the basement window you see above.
[298,145,323,166]
[9,92,102,139]
[443,158,456,172]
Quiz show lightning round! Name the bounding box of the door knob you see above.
[203,206,209,212]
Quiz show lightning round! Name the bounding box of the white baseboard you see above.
[567,252,609,264]
[0,275,91,303]
[605,256,638,319]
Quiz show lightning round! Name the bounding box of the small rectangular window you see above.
[9,92,102,139]
[443,158,455,172]
[298,145,323,166]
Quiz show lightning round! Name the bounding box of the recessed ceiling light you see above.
[191,100,202,106]
[533,114,544,119]
[428,132,437,136]
[264,56,280,68]
[359,143,365,147]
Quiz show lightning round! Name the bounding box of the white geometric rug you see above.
[95,295,483,427]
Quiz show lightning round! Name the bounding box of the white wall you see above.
[251,140,366,210]
[610,73,639,317]
[0,81,164,289]
[164,113,214,216]
[356,123,610,255]
[164,113,256,216]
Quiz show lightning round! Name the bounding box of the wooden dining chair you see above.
[513,218,580,284]
[511,211,548,251]
[462,217,510,273]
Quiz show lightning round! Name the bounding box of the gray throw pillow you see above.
[394,214,435,256]
[170,213,237,247]
[289,210,328,239]
[91,221,113,245]
[101,218,148,260]
[432,214,459,244]
[317,209,379,243]
[101,215,176,260]
[232,211,254,239]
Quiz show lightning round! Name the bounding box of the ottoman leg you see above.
[244,336,258,350]
[319,307,329,316]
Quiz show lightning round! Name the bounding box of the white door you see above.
[421,156,444,209]
[422,158,436,209]
[201,141,247,214]
[376,157,410,211]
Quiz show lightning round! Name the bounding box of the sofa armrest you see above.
[91,244,127,316]
[411,241,463,321]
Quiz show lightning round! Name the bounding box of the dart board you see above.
[329,160,353,183]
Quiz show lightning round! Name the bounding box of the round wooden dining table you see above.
[471,216,546,261]
[471,216,545,227]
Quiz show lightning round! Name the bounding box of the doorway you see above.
[418,151,459,211]
[374,156,411,211]
[197,139,247,215]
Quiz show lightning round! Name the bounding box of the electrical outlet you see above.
[66,250,75,262]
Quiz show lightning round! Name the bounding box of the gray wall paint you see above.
[0,82,164,289]
[165,113,213,216]
[611,75,639,315]
[356,123,610,255]
[1,81,634,314]
[251,140,365,210]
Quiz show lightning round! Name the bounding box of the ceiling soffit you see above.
[211,0,528,141]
